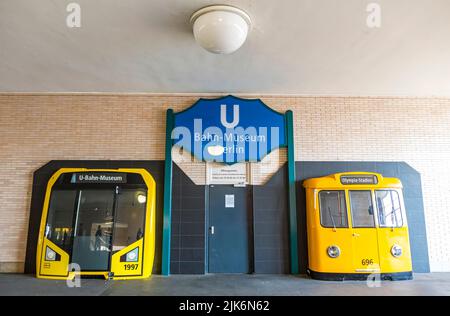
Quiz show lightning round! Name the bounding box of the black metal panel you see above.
[253,165,290,274]
[170,164,205,274]
[24,160,164,275]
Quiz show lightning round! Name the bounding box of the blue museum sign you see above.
[172,95,287,164]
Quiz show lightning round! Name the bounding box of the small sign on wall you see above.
[207,162,249,185]
[225,194,235,208]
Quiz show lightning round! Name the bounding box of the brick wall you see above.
[0,94,449,272]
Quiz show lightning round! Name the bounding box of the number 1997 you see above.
[124,264,138,271]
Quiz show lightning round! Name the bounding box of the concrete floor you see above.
[0,273,449,296]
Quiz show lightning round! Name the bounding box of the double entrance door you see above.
[208,185,253,273]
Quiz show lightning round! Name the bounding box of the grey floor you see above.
[0,273,449,296]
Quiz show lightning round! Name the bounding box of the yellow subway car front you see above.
[36,168,156,280]
[303,172,413,281]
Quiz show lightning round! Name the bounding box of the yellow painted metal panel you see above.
[37,238,70,279]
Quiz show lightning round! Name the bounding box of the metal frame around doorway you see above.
[162,97,299,275]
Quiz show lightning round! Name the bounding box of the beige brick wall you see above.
[1,94,449,272]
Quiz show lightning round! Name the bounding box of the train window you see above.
[319,191,348,228]
[72,190,115,270]
[112,189,147,252]
[349,190,375,228]
[45,190,77,253]
[376,190,403,228]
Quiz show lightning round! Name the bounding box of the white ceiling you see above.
[1,0,450,95]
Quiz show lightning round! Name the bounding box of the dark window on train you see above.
[319,190,348,228]
[45,190,77,252]
[376,190,403,228]
[112,189,147,252]
[71,190,115,270]
[349,190,375,228]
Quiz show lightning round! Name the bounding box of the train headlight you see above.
[391,245,403,257]
[327,245,340,258]
[126,248,139,262]
[137,194,146,204]
[45,247,56,261]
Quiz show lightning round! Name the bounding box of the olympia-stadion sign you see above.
[171,95,287,164]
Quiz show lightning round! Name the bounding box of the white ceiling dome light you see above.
[190,5,251,54]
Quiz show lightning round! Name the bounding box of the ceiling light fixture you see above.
[190,5,251,54]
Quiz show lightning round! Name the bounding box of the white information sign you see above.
[207,163,248,185]
[225,194,235,208]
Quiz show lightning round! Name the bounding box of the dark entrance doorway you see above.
[207,185,253,273]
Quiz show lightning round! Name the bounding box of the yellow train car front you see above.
[36,168,156,280]
[303,172,413,281]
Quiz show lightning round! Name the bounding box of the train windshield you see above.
[349,191,375,228]
[376,190,403,228]
[44,184,147,271]
[319,190,348,228]
[72,190,115,270]
[45,190,77,253]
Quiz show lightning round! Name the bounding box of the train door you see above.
[348,190,380,273]
[71,189,116,271]
[375,189,412,273]
[109,188,148,278]
[315,190,353,273]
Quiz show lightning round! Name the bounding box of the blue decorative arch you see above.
[172,95,287,164]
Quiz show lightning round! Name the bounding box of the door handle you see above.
[210,226,215,235]
[352,233,360,237]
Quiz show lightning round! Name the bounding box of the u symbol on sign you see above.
[220,104,239,129]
